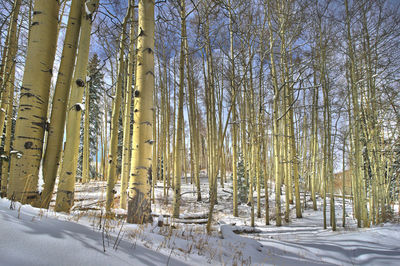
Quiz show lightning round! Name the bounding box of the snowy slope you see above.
[0,199,189,266]
[1,183,400,266]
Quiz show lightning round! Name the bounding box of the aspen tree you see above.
[120,3,136,209]
[281,40,290,223]
[248,44,255,227]
[171,57,177,192]
[8,0,60,203]
[0,31,9,93]
[217,69,224,189]
[186,91,194,187]
[206,82,236,233]
[105,4,131,213]
[57,0,69,38]
[257,40,266,219]
[300,95,308,208]
[40,0,84,208]
[158,50,171,199]
[0,0,21,145]
[166,57,172,193]
[0,0,21,197]
[238,81,248,203]
[263,128,270,225]
[315,10,335,229]
[267,0,282,226]
[185,40,201,202]
[172,0,187,218]
[203,11,219,227]
[345,0,364,227]
[288,68,302,218]
[152,80,158,201]
[55,0,99,212]
[0,57,15,198]
[156,49,166,197]
[127,0,155,224]
[359,2,386,224]
[311,58,319,211]
[342,133,346,227]
[228,0,238,217]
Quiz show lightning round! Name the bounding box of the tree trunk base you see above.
[127,191,153,224]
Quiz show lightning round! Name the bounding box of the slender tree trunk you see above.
[230,9,238,215]
[127,0,154,224]
[172,0,187,219]
[267,0,281,226]
[55,0,99,212]
[345,0,364,227]
[40,0,84,208]
[0,0,21,146]
[311,65,319,211]
[121,3,136,209]
[342,134,346,227]
[0,59,15,198]
[105,4,131,213]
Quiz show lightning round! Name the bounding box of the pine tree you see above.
[87,54,104,178]
[77,54,103,181]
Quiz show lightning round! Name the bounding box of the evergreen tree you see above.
[78,54,104,180]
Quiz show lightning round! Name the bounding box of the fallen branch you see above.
[173,218,208,224]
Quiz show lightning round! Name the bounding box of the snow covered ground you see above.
[1,178,400,265]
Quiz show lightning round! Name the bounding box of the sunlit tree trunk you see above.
[172,0,187,218]
[55,0,99,212]
[345,0,365,227]
[288,71,302,219]
[8,0,60,203]
[267,0,281,226]
[0,0,21,197]
[105,4,131,213]
[0,58,15,198]
[310,61,319,211]
[121,4,136,209]
[185,43,201,202]
[342,134,346,227]
[40,0,84,208]
[0,0,21,145]
[127,0,154,224]
[229,3,238,216]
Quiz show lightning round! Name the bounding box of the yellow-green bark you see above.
[172,0,187,219]
[127,0,154,224]
[311,64,319,211]
[55,0,99,212]
[229,3,238,217]
[267,0,281,226]
[0,61,15,198]
[8,0,60,203]
[120,4,136,210]
[345,0,364,227]
[185,44,201,202]
[0,0,21,146]
[40,0,84,208]
[105,4,131,213]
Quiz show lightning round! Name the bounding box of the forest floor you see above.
[1,176,400,265]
